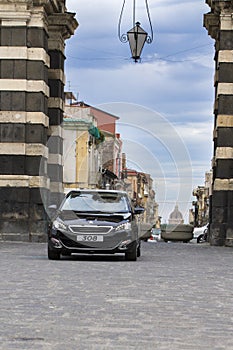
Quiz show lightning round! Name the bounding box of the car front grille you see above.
[58,231,122,249]
[69,225,113,234]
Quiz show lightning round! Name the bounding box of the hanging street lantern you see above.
[127,22,148,62]
[118,0,153,62]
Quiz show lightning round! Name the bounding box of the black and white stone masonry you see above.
[204,0,233,246]
[0,0,78,241]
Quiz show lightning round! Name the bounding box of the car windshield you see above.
[61,191,130,213]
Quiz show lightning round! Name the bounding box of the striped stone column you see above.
[204,0,233,246]
[47,10,78,206]
[0,1,77,241]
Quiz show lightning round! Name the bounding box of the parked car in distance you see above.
[147,227,161,243]
[193,224,208,243]
[47,189,144,261]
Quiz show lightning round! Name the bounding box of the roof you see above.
[66,101,120,120]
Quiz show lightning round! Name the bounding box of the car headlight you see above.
[116,222,131,231]
[52,219,68,231]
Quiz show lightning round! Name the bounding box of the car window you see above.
[61,192,130,213]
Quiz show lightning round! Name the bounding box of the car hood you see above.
[57,210,131,226]
[193,225,208,238]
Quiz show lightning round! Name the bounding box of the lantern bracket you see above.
[118,0,153,46]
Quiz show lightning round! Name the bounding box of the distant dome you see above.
[168,204,184,224]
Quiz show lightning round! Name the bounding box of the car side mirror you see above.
[134,207,144,215]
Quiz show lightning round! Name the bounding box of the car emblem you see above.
[88,221,94,224]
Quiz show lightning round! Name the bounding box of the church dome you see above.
[168,204,184,224]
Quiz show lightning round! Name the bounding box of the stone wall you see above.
[0,0,77,241]
[204,0,233,246]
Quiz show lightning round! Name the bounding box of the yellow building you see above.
[63,105,102,190]
[63,98,123,191]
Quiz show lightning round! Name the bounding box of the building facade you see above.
[63,103,103,190]
[204,0,233,246]
[123,168,159,227]
[0,1,77,241]
[87,104,123,185]
[63,100,123,191]
[191,171,212,227]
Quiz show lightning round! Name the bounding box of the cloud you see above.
[66,0,213,68]
[154,1,209,33]
[65,0,215,222]
[97,102,193,214]
[65,56,214,124]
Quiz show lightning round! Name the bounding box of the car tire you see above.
[125,242,137,261]
[48,246,61,260]
[137,243,141,257]
[197,234,204,243]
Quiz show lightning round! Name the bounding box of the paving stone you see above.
[0,241,232,350]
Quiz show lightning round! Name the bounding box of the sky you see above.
[64,0,215,222]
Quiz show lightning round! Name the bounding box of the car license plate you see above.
[77,235,103,242]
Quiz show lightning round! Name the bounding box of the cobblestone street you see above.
[0,241,233,350]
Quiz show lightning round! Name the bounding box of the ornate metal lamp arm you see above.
[118,0,128,43]
[145,0,153,43]
[118,0,153,44]
[118,0,154,61]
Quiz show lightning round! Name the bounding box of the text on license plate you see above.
[77,235,103,242]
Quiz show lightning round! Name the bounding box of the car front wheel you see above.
[137,243,141,257]
[48,246,61,260]
[125,242,137,261]
[197,234,204,243]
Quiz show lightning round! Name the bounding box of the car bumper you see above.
[48,236,136,255]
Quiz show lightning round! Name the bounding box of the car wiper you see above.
[73,210,109,214]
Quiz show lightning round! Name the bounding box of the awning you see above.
[88,126,100,139]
